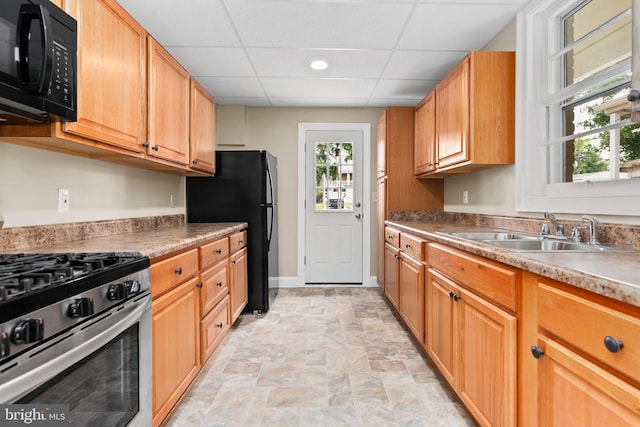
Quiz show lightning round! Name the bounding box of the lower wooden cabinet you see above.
[200,295,230,362]
[384,242,400,309]
[151,276,200,427]
[426,243,517,427]
[398,248,425,344]
[229,246,248,323]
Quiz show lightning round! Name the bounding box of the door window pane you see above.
[314,141,353,211]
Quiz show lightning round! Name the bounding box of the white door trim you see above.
[297,123,371,287]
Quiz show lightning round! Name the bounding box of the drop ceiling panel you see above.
[167,47,255,77]
[382,50,468,80]
[261,78,377,99]
[247,48,392,78]
[195,77,266,98]
[225,0,414,49]
[371,79,439,100]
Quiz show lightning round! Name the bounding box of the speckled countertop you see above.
[5,222,248,260]
[387,219,640,309]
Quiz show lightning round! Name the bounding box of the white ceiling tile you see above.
[195,77,266,98]
[247,48,391,78]
[269,98,373,107]
[382,50,468,80]
[398,3,521,50]
[225,0,413,48]
[367,98,423,107]
[371,80,438,100]
[260,78,377,99]
[166,47,255,77]
[214,97,272,107]
[117,0,240,46]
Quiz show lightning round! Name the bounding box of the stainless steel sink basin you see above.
[446,231,539,241]
[483,239,609,252]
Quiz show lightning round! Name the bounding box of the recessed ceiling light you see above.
[310,60,328,71]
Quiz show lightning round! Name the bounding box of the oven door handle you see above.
[0,295,151,403]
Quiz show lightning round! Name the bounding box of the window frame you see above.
[515,0,640,215]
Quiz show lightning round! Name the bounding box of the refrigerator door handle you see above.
[266,205,274,251]
[266,158,275,252]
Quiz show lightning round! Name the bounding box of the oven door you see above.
[0,293,151,427]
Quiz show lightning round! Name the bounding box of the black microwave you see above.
[0,0,76,124]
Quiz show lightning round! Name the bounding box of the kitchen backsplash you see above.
[389,211,640,249]
[0,215,185,252]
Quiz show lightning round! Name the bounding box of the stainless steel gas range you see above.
[0,252,152,427]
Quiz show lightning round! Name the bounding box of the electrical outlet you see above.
[58,188,70,213]
[462,190,469,204]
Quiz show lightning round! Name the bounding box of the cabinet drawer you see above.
[199,237,229,270]
[229,230,247,253]
[538,283,640,384]
[151,249,199,298]
[384,226,400,248]
[200,295,230,363]
[400,233,425,261]
[429,243,518,311]
[199,259,228,317]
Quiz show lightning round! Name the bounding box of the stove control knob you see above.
[125,280,141,294]
[107,283,127,301]
[11,318,44,344]
[68,298,95,318]
[0,331,10,357]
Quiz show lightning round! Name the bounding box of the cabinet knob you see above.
[449,290,455,298]
[531,346,545,359]
[142,141,149,148]
[627,90,640,102]
[192,159,198,165]
[216,322,224,329]
[175,267,183,275]
[216,282,223,287]
[453,293,461,302]
[152,145,159,151]
[216,248,222,254]
[604,336,624,353]
[196,282,203,288]
[405,243,411,249]
[232,260,237,265]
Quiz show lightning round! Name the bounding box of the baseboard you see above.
[277,276,378,288]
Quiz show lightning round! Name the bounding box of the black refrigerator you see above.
[186,150,278,313]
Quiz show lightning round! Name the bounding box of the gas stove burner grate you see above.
[0,252,147,303]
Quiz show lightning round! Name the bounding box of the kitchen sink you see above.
[483,239,609,252]
[445,231,539,241]
[440,230,628,252]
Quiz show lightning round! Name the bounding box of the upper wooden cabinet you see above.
[189,79,216,174]
[63,0,146,153]
[0,0,216,176]
[415,51,515,177]
[414,91,436,175]
[147,37,190,166]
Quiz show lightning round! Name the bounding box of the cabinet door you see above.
[376,112,387,178]
[414,92,437,175]
[384,243,400,309]
[147,37,190,165]
[399,253,425,344]
[436,57,469,169]
[189,79,216,174]
[229,247,248,323]
[459,288,517,427]
[426,269,457,387]
[152,277,200,427]
[537,336,640,427]
[63,0,146,152]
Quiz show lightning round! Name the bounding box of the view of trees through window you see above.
[314,142,353,211]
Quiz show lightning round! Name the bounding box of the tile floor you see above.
[167,287,476,427]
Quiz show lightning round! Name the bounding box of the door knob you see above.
[355,202,361,208]
[355,213,361,219]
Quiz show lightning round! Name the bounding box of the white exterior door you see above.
[301,125,367,284]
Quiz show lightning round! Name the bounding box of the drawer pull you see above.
[239,240,244,244]
[196,282,203,288]
[448,290,461,301]
[604,336,624,353]
[216,249,222,254]
[216,322,224,329]
[531,346,545,359]
[216,282,223,287]
[175,267,183,275]
[405,243,411,249]
[232,260,237,265]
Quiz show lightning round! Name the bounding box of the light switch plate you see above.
[58,188,70,213]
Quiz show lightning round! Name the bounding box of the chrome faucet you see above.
[581,215,600,245]
[543,211,564,237]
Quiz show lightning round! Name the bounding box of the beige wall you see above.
[217,107,383,279]
[0,142,185,228]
